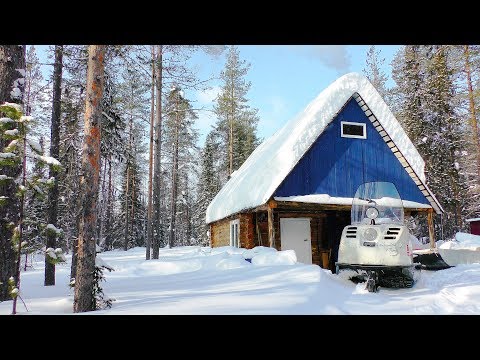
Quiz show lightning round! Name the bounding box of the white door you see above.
[280,218,312,264]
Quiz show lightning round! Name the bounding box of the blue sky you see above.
[36,45,401,146]
[188,45,400,145]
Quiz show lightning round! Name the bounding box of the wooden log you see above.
[267,199,278,208]
[268,202,275,248]
[427,208,435,249]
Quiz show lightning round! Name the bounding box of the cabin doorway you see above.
[280,218,312,264]
[320,211,351,271]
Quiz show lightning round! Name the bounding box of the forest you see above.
[0,45,479,313]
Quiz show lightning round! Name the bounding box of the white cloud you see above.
[201,45,226,57]
[288,45,351,72]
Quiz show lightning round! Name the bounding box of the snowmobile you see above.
[336,181,418,292]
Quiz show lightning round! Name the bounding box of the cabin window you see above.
[341,121,366,139]
[230,219,240,247]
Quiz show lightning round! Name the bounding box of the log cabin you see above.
[205,72,443,271]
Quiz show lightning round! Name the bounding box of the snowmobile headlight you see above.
[366,207,379,220]
[364,227,378,241]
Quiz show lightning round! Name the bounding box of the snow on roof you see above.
[206,72,439,224]
[274,194,432,209]
[466,218,480,223]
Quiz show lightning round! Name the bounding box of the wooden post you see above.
[255,212,262,246]
[208,224,213,247]
[267,200,276,248]
[427,208,435,249]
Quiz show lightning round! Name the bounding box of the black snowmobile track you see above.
[377,269,414,288]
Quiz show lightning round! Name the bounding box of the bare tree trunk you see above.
[131,171,136,243]
[229,80,234,175]
[69,91,85,281]
[98,158,107,246]
[123,168,130,251]
[104,157,113,250]
[169,98,179,248]
[464,45,480,181]
[229,117,233,175]
[124,166,130,251]
[124,112,133,251]
[23,50,33,272]
[73,45,106,313]
[184,172,191,245]
[70,236,78,281]
[152,45,163,257]
[0,45,25,302]
[45,45,63,286]
[146,47,155,259]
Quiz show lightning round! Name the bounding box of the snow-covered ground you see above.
[2,245,480,315]
[439,232,480,251]
[437,233,480,267]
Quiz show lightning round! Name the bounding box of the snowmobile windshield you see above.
[351,182,404,225]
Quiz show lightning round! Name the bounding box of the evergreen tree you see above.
[195,131,221,245]
[163,86,199,247]
[213,46,260,183]
[24,46,48,120]
[0,101,63,314]
[363,45,391,106]
[421,46,469,238]
[391,45,426,142]
[59,45,88,280]
[131,154,147,248]
[110,61,149,250]
[45,45,63,286]
[152,45,163,258]
[392,45,471,239]
[22,45,51,271]
[98,70,127,251]
[146,45,155,259]
[23,137,49,268]
[451,45,480,219]
[116,122,148,250]
[0,45,25,302]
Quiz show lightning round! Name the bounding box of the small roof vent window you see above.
[341,121,366,139]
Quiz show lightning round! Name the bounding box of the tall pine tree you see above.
[363,45,391,106]
[422,46,469,238]
[73,45,106,313]
[195,131,221,245]
[45,45,63,286]
[392,45,470,239]
[163,86,198,247]
[213,46,260,183]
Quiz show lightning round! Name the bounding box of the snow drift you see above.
[438,232,480,266]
